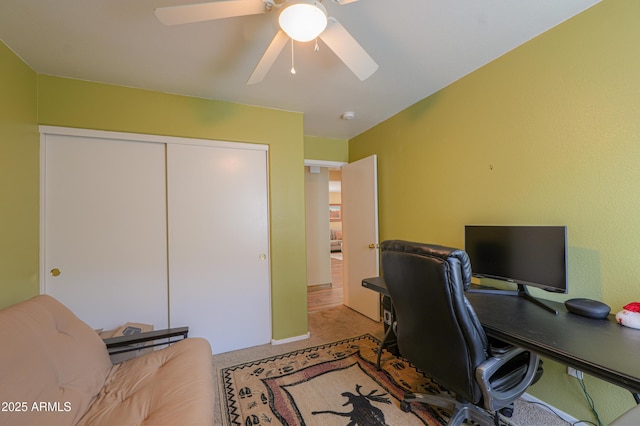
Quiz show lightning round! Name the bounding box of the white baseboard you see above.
[521,393,582,424]
[271,332,310,345]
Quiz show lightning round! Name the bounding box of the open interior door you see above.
[342,155,380,321]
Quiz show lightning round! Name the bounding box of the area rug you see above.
[220,334,460,426]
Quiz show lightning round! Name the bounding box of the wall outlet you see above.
[567,367,584,380]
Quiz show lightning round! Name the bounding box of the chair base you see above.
[401,392,500,426]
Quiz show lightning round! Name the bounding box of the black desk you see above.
[362,277,640,403]
[362,276,389,296]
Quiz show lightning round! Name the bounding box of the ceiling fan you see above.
[155,0,378,85]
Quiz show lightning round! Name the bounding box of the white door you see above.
[167,143,271,354]
[42,134,169,331]
[342,155,380,321]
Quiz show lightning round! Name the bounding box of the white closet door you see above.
[42,134,169,331]
[167,143,271,354]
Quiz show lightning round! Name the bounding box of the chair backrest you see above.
[380,240,489,403]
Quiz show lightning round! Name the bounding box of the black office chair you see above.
[380,240,541,426]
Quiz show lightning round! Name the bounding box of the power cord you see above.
[521,400,599,426]
[576,377,603,426]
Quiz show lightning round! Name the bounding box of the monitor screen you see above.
[464,225,568,293]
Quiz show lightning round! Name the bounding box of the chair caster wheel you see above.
[499,403,514,418]
[400,401,411,412]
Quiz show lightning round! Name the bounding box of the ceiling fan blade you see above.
[247,30,289,85]
[330,0,360,5]
[319,18,378,81]
[155,0,267,26]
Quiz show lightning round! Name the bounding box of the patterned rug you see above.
[220,334,459,426]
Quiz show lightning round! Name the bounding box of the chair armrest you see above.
[475,346,540,412]
[103,326,189,355]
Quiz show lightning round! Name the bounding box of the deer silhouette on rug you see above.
[312,384,392,426]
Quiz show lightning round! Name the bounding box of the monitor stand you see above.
[467,284,559,315]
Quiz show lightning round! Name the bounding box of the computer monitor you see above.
[464,225,568,314]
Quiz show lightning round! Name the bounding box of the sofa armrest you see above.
[103,326,189,355]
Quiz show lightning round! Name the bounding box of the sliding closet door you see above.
[42,134,169,330]
[167,143,271,354]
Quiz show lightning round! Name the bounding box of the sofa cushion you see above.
[0,295,113,425]
[77,337,214,426]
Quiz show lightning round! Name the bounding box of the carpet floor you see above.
[211,305,570,425]
[221,334,460,425]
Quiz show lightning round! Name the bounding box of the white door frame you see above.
[40,126,272,343]
[304,158,381,320]
[303,159,348,168]
[40,126,269,294]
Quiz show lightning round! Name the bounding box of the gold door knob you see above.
[368,243,379,249]
[50,268,61,277]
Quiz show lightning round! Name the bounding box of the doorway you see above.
[304,156,380,320]
[304,161,346,312]
[307,166,344,312]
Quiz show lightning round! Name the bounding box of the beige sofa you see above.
[330,229,343,252]
[0,295,214,426]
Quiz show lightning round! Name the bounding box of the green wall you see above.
[304,135,349,162]
[0,45,310,341]
[3,0,638,419]
[350,0,639,422]
[0,42,39,308]
[37,76,308,341]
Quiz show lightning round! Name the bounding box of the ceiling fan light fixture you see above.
[279,1,328,42]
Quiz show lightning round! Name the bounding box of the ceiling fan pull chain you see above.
[314,38,320,53]
[290,38,296,75]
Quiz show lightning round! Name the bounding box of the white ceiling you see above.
[0,0,600,140]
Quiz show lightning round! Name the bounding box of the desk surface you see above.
[362,277,640,398]
[362,276,389,296]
